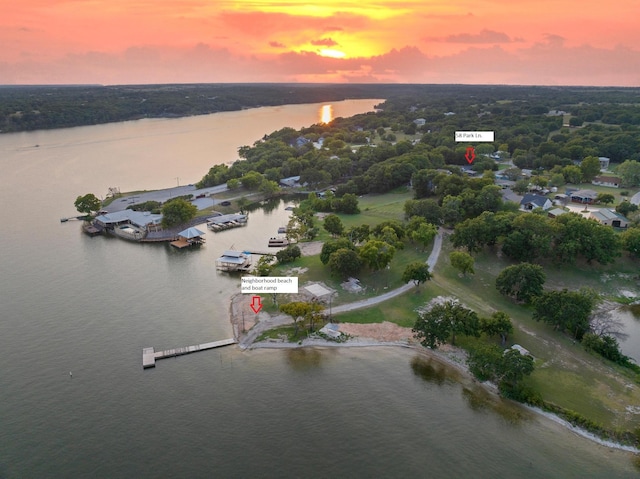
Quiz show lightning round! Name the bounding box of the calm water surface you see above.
[0,101,637,478]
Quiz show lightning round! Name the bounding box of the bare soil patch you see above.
[338,321,413,342]
[298,241,323,257]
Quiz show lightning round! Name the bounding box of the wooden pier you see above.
[142,338,237,368]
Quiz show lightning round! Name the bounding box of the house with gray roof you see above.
[95,210,163,231]
[520,193,552,211]
[589,209,629,228]
[570,189,598,204]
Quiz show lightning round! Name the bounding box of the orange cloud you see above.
[1,0,639,85]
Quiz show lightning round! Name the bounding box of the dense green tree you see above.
[346,224,371,244]
[617,160,640,187]
[411,169,440,198]
[320,237,355,264]
[441,195,464,226]
[502,167,522,181]
[512,179,529,195]
[286,206,315,242]
[532,289,597,339]
[451,211,513,252]
[552,213,621,264]
[275,245,301,264]
[328,248,362,278]
[464,185,503,218]
[595,193,615,205]
[402,262,432,287]
[449,251,475,276]
[580,156,602,182]
[259,179,280,196]
[582,333,629,364]
[404,199,443,225]
[621,227,640,258]
[253,254,275,276]
[467,344,535,394]
[616,201,638,217]
[334,193,360,214]
[480,312,513,345]
[74,193,101,215]
[240,171,264,190]
[495,263,546,303]
[413,305,452,349]
[413,300,480,348]
[376,226,403,250]
[501,214,553,262]
[371,220,406,240]
[160,198,197,228]
[411,223,438,251]
[562,165,583,184]
[466,343,504,381]
[280,301,314,335]
[359,240,396,271]
[499,349,535,386]
[323,214,345,237]
[549,173,565,187]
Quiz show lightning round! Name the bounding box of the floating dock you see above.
[142,338,237,368]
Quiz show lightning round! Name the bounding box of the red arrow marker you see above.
[250,295,263,314]
[465,146,476,164]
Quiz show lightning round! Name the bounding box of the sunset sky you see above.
[2,0,639,85]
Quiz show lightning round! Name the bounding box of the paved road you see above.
[238,231,444,348]
[631,191,640,206]
[103,184,229,213]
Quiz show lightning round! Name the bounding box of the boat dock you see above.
[207,213,248,232]
[142,338,237,368]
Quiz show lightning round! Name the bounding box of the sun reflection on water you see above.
[320,104,333,124]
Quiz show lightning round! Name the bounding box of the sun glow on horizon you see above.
[319,48,346,59]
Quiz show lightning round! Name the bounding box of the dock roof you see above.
[207,213,247,224]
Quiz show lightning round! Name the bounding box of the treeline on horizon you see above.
[196,84,640,192]
[2,83,640,133]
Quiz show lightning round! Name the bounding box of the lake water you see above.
[0,100,637,478]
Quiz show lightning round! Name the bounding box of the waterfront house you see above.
[94,210,163,240]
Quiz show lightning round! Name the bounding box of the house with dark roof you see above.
[520,193,552,211]
[570,189,598,204]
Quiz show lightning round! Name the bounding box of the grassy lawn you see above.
[259,185,640,433]
[335,282,449,328]
[332,231,640,431]
[271,240,434,307]
[337,188,412,228]
[433,235,640,431]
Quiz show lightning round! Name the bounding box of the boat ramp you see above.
[143,338,237,368]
